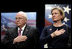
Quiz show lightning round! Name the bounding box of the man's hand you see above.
[13,36,27,44]
[51,29,65,38]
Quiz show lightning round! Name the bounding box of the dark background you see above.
[1,0,71,33]
[1,0,71,48]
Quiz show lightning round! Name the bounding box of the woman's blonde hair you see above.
[51,7,65,21]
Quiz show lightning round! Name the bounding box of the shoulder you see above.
[26,25,37,31]
[26,25,35,29]
[8,27,17,31]
[63,24,71,33]
[63,24,70,29]
[44,25,53,30]
[6,27,17,34]
[64,24,68,27]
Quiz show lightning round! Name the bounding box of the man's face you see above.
[15,14,27,27]
[52,9,62,22]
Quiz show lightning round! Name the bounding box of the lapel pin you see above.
[49,28,52,31]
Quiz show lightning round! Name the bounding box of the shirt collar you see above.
[18,24,26,31]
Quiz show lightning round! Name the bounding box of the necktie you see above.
[18,29,22,36]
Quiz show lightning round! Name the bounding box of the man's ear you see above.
[25,19,27,23]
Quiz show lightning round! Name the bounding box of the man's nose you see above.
[16,19,19,22]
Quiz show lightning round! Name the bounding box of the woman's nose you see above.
[52,14,55,17]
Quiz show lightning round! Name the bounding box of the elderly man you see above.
[2,11,40,48]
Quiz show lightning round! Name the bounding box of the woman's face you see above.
[52,9,62,22]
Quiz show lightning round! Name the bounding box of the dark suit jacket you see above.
[2,25,40,48]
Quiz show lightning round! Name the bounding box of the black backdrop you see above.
[1,0,71,48]
[1,0,71,33]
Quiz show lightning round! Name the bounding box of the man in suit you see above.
[2,11,40,48]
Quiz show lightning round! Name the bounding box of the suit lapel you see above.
[22,25,30,35]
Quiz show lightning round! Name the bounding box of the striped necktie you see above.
[18,29,22,36]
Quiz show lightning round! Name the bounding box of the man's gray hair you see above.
[17,11,27,20]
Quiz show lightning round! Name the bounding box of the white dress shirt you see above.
[18,24,26,36]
